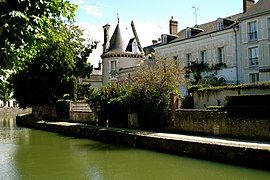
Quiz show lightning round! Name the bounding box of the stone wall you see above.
[0,107,31,118]
[193,88,270,109]
[170,109,270,140]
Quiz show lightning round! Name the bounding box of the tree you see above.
[0,78,11,107]
[130,59,186,128]
[87,59,186,129]
[10,22,96,108]
[0,0,77,72]
[185,61,227,86]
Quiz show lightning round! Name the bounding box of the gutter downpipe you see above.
[233,26,239,85]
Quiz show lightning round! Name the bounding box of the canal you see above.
[1,117,270,179]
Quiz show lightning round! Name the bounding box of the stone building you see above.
[238,0,270,83]
[101,20,143,85]
[154,0,259,85]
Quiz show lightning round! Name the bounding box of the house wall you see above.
[155,29,238,83]
[239,13,270,83]
[193,87,270,109]
[102,55,142,84]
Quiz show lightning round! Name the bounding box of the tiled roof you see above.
[170,13,242,44]
[240,0,270,20]
[107,23,125,53]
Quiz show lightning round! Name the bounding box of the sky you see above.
[70,0,259,66]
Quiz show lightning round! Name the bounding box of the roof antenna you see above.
[192,6,199,25]
[117,13,119,23]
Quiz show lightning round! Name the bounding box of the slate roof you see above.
[170,13,242,44]
[107,23,125,53]
[240,0,270,20]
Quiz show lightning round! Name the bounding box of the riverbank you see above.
[16,114,270,170]
[0,107,31,118]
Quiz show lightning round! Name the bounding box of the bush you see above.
[55,100,70,119]
[87,59,186,130]
[87,83,131,127]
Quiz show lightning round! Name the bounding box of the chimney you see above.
[103,24,110,53]
[243,0,255,13]
[152,40,158,45]
[169,16,178,35]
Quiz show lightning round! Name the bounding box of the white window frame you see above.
[248,46,259,67]
[217,47,225,64]
[249,73,259,83]
[110,60,117,73]
[248,21,257,41]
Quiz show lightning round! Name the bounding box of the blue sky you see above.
[71,0,259,66]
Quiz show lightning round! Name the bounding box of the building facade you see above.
[155,17,240,84]
[239,0,270,83]
[101,21,143,85]
[154,0,263,85]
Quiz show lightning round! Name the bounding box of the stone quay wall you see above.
[16,114,270,170]
[170,109,270,141]
[0,107,31,118]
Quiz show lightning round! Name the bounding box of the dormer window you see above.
[217,18,224,30]
[186,28,192,38]
[217,18,235,31]
[185,27,203,38]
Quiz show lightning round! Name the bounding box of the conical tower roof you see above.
[107,23,124,53]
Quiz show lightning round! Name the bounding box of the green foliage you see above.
[87,83,131,127]
[55,99,70,119]
[78,84,91,100]
[0,0,78,71]
[87,59,186,129]
[185,61,227,86]
[197,82,270,95]
[69,75,77,101]
[0,79,11,107]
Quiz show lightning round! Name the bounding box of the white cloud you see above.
[82,5,104,17]
[70,0,86,5]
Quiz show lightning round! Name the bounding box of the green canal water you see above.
[1,117,270,180]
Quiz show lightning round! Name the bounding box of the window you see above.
[186,53,192,67]
[218,47,225,64]
[110,61,117,73]
[201,50,207,63]
[248,21,257,41]
[186,29,192,38]
[217,21,224,30]
[268,18,270,38]
[249,73,259,83]
[248,47,259,66]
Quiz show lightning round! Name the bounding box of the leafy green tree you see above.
[0,0,77,72]
[0,79,11,107]
[10,22,95,108]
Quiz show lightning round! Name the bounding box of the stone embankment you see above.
[16,114,270,170]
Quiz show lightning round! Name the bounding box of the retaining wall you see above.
[170,109,270,140]
[16,114,270,170]
[0,107,31,118]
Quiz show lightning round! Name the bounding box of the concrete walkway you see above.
[44,121,270,151]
